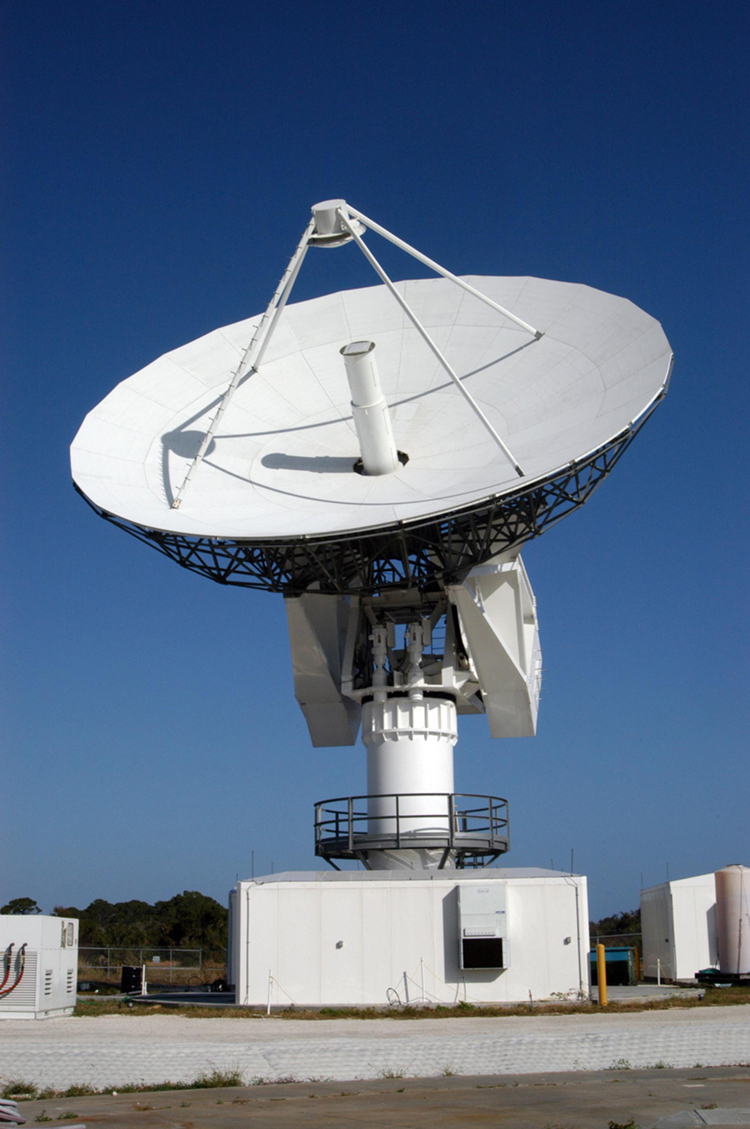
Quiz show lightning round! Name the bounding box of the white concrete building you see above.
[0,914,78,1019]
[229,868,589,1008]
[640,874,717,982]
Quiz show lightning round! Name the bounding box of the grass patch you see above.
[61,1083,97,1097]
[2,1080,38,1099]
[72,982,750,1021]
[3,1073,248,1102]
[192,1068,244,1089]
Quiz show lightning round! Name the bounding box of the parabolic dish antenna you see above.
[71,201,672,594]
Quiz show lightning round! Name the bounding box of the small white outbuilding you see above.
[641,865,750,983]
[229,868,589,1008]
[640,874,717,981]
[0,914,78,1019]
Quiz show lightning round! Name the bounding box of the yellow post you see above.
[596,943,608,1007]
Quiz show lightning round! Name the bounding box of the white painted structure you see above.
[286,548,542,754]
[641,874,718,981]
[230,869,589,1008]
[70,275,672,541]
[341,340,400,476]
[0,915,78,1020]
[283,544,542,873]
[70,200,672,1008]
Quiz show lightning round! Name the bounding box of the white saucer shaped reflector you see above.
[71,275,672,546]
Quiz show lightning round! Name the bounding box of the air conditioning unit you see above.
[0,915,78,1020]
[458,884,507,970]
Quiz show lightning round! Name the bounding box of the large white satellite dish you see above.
[71,200,671,596]
[71,200,673,872]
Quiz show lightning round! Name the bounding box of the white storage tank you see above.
[0,915,78,1020]
[715,865,750,975]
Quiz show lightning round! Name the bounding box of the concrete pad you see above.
[600,985,704,1003]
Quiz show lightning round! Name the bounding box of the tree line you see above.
[589,908,641,942]
[2,892,227,957]
[5,894,640,954]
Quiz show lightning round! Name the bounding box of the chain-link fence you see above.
[78,947,207,985]
[590,932,642,952]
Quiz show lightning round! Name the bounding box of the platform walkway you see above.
[1,1005,749,1091]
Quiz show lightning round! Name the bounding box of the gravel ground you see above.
[1,1005,749,1091]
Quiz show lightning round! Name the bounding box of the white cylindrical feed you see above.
[341,341,400,476]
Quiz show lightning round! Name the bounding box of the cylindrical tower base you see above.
[365,845,455,871]
[362,695,457,868]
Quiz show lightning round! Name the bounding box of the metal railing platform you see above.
[314,792,509,869]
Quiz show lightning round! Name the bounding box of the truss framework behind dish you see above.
[75,410,657,597]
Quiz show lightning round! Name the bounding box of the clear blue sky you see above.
[3,0,748,920]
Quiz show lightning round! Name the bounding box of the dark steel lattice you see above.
[74,408,658,596]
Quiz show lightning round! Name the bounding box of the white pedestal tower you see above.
[287,539,541,872]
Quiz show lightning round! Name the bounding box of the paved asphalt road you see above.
[13,1066,750,1128]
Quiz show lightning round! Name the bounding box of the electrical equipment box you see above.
[0,915,78,1020]
[458,883,507,969]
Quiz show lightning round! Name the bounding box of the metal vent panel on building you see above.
[0,950,38,1008]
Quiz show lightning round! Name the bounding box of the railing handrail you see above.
[316,791,506,803]
[314,791,509,864]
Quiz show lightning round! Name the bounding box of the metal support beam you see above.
[347,205,542,339]
[338,209,525,477]
[171,218,315,509]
